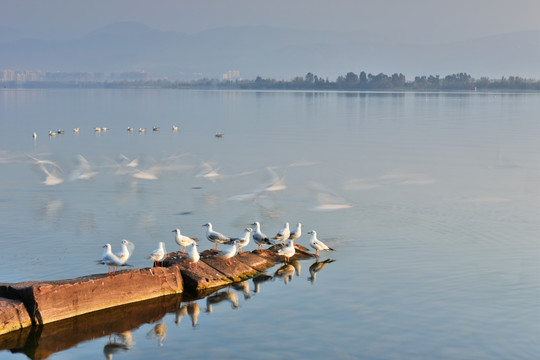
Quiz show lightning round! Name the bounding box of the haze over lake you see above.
[1,88,540,359]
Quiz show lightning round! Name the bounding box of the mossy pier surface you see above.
[0,245,314,336]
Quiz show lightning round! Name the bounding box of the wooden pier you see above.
[0,245,314,336]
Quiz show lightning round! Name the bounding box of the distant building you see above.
[222,70,241,81]
[1,69,16,81]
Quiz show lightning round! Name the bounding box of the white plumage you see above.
[308,230,334,257]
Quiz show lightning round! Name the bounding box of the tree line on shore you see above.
[5,71,540,91]
[172,72,540,91]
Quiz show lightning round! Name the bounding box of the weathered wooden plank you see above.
[3,267,183,326]
[200,250,260,282]
[177,260,233,291]
[0,298,32,336]
[235,251,275,271]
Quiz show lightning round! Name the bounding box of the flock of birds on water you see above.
[21,125,355,212]
[100,221,334,274]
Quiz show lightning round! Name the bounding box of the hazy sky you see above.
[3,0,540,43]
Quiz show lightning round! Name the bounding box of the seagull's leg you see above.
[214,243,218,250]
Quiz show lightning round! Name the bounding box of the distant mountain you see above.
[1,22,539,80]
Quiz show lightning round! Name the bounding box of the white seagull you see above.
[203,222,231,250]
[68,154,98,181]
[101,243,126,274]
[289,223,302,241]
[229,228,252,253]
[276,239,295,263]
[147,242,166,267]
[250,221,273,249]
[116,239,135,263]
[172,228,199,251]
[216,240,240,264]
[187,243,200,265]
[26,154,64,186]
[308,230,335,258]
[273,222,290,244]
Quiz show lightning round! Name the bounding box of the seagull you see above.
[101,243,126,274]
[48,131,56,137]
[273,222,290,244]
[289,223,302,241]
[229,228,252,253]
[68,154,98,181]
[195,162,221,182]
[276,239,295,263]
[187,243,200,265]
[172,228,199,251]
[153,127,160,132]
[127,127,134,132]
[172,125,179,132]
[216,240,240,264]
[116,239,135,263]
[147,242,166,267]
[32,132,37,139]
[26,154,64,186]
[203,223,231,250]
[250,221,273,249]
[73,128,80,134]
[139,128,146,133]
[309,182,353,211]
[308,230,335,258]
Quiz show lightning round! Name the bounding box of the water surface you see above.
[1,89,540,359]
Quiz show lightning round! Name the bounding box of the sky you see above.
[2,0,540,43]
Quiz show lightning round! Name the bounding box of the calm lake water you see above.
[1,89,540,359]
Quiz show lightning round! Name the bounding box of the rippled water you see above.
[1,89,540,359]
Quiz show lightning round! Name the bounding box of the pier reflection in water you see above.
[0,259,335,359]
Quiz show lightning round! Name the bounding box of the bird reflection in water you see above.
[176,301,201,327]
[188,301,200,327]
[307,259,336,284]
[252,273,272,293]
[232,280,252,299]
[103,331,135,359]
[146,321,167,346]
[175,303,188,326]
[273,264,296,285]
[205,290,239,313]
[290,259,301,277]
